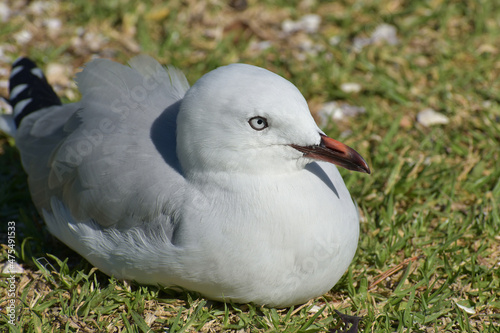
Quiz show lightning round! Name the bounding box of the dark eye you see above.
[248,116,268,131]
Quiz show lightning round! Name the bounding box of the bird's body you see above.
[6,55,369,307]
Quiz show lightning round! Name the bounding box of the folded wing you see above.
[16,55,189,229]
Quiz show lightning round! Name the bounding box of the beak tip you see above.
[360,160,371,174]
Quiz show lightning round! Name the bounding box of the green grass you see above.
[1,0,499,331]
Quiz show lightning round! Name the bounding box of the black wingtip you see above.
[9,57,62,128]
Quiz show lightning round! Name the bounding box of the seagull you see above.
[6,55,370,308]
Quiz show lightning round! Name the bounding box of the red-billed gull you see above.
[6,55,370,308]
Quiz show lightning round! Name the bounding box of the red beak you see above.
[291,134,370,174]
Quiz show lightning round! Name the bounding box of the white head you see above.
[176,64,369,177]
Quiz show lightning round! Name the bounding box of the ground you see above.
[0,0,499,332]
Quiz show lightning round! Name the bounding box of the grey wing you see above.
[16,55,189,229]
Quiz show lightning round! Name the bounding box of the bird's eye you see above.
[248,116,268,131]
